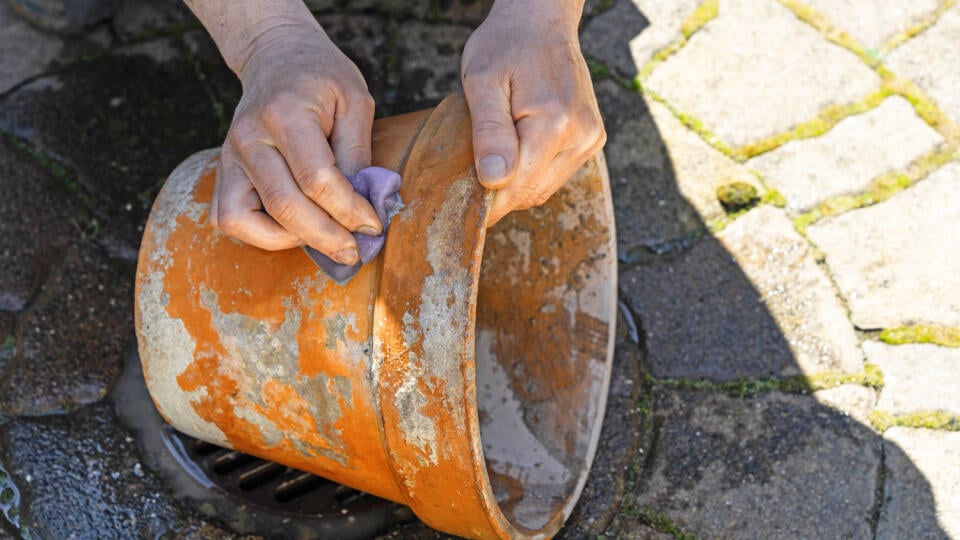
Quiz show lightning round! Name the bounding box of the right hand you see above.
[210,26,382,265]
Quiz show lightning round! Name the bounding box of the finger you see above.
[330,93,375,176]
[463,74,519,189]
[487,145,581,226]
[241,143,361,264]
[272,116,382,237]
[215,150,302,250]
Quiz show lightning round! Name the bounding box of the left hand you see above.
[461,0,606,226]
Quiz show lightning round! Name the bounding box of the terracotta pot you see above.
[135,94,617,539]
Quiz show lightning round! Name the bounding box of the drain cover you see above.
[113,348,414,539]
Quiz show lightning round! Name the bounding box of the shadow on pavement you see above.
[0,0,948,538]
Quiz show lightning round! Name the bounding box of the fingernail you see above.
[478,154,507,183]
[357,225,381,236]
[335,247,359,265]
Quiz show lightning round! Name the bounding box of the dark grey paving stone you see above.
[0,38,227,253]
[0,403,192,539]
[581,0,653,78]
[0,137,90,312]
[318,14,393,113]
[623,388,882,538]
[393,21,472,113]
[594,80,705,262]
[0,242,133,416]
[620,234,796,381]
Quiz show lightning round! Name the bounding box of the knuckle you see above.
[260,189,298,224]
[260,95,298,128]
[298,168,335,200]
[216,210,243,238]
[228,116,261,152]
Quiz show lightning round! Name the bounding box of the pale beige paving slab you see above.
[717,206,863,375]
[648,98,761,224]
[748,96,943,212]
[807,161,960,329]
[887,5,960,126]
[801,0,941,50]
[878,428,960,539]
[865,342,960,416]
[814,384,877,425]
[582,0,700,76]
[644,0,880,148]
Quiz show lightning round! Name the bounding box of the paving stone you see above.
[594,80,706,261]
[878,427,960,539]
[647,97,761,225]
[887,6,960,126]
[620,236,794,381]
[802,0,941,50]
[0,403,202,539]
[865,342,960,416]
[717,206,863,375]
[0,242,133,416]
[179,29,241,124]
[627,388,880,538]
[582,0,682,77]
[644,0,880,148]
[112,0,197,42]
[0,38,227,253]
[317,14,392,113]
[394,21,472,112]
[0,1,64,95]
[0,137,89,312]
[807,161,960,329]
[748,96,943,212]
[813,384,877,425]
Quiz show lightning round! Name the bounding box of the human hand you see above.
[461,0,606,226]
[210,25,381,265]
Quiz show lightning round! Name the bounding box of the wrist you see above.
[486,0,584,37]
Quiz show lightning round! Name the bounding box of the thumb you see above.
[464,81,518,190]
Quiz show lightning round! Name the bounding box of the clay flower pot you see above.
[135,94,617,539]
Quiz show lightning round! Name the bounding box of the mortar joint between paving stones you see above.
[869,410,960,433]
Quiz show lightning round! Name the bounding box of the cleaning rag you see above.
[303,166,403,284]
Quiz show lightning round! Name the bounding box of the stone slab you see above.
[317,14,393,113]
[802,0,942,50]
[878,427,960,539]
[748,96,943,212]
[644,0,880,148]
[0,242,133,416]
[620,232,794,381]
[807,161,960,329]
[394,21,472,112]
[0,1,64,95]
[0,38,227,253]
[887,6,960,126]
[717,206,863,375]
[620,204,861,381]
[813,384,877,425]
[594,80,706,261]
[626,388,880,538]
[0,137,89,312]
[647,98,761,226]
[582,0,693,77]
[865,342,960,416]
[0,403,204,538]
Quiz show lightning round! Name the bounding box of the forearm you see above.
[183,0,326,77]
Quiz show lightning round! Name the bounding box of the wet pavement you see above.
[1,0,959,538]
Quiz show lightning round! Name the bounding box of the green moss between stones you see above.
[880,0,958,55]
[641,90,736,157]
[869,410,960,432]
[646,364,883,398]
[681,0,719,39]
[619,503,699,540]
[777,0,870,64]
[880,325,960,348]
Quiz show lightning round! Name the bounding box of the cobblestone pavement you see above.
[1,0,959,538]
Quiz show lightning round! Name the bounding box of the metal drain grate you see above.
[114,348,413,539]
[170,430,382,517]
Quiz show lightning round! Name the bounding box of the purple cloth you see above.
[304,167,403,284]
